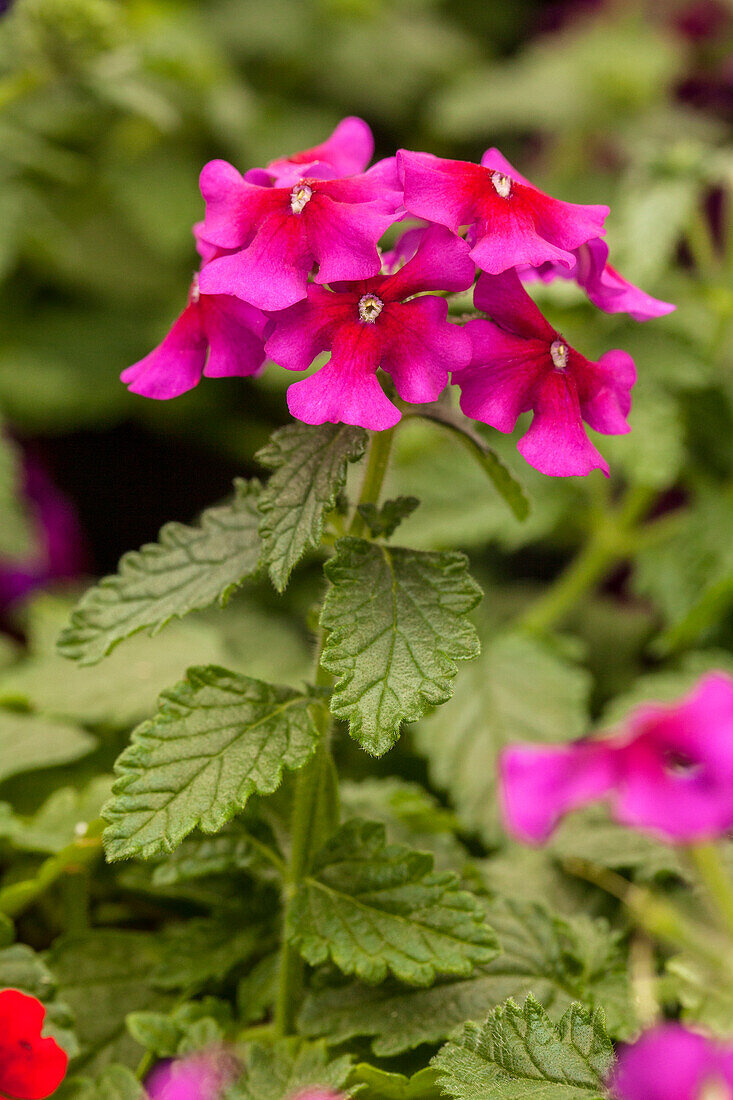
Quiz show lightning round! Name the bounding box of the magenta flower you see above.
[0,454,88,612]
[264,116,374,186]
[610,1024,733,1100]
[500,672,733,845]
[398,146,608,275]
[147,1050,238,1100]
[265,225,475,430]
[521,237,675,321]
[454,269,635,476]
[121,274,270,400]
[196,157,402,311]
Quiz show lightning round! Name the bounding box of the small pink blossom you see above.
[147,1050,238,1100]
[610,1024,733,1100]
[264,116,374,186]
[500,672,733,845]
[121,274,270,399]
[398,146,608,275]
[454,268,635,477]
[520,237,675,321]
[197,158,402,311]
[265,225,475,430]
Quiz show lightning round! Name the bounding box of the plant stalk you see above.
[688,843,733,939]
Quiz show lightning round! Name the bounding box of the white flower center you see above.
[358,293,384,324]
[550,339,568,370]
[290,183,313,214]
[190,273,200,304]
[490,171,512,199]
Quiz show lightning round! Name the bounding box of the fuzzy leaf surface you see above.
[287,818,498,986]
[321,539,481,755]
[230,1039,354,1100]
[299,899,633,1055]
[0,711,95,783]
[432,995,614,1100]
[416,633,590,842]
[103,667,320,861]
[57,479,262,665]
[256,422,367,590]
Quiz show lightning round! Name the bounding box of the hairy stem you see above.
[274,427,395,1036]
[688,843,733,939]
[517,485,654,635]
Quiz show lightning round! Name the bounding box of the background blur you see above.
[0,0,732,650]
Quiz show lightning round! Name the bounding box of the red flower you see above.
[0,989,68,1100]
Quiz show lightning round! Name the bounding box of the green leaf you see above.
[0,604,228,731]
[0,430,34,558]
[0,711,96,783]
[633,488,733,653]
[150,822,258,885]
[256,422,367,591]
[55,1065,146,1100]
[230,1039,354,1100]
[352,1065,442,1100]
[549,806,686,882]
[356,496,420,539]
[103,666,321,861]
[415,634,591,843]
[153,913,268,990]
[48,931,171,1074]
[287,818,498,986]
[8,777,113,854]
[299,899,634,1055]
[321,538,482,756]
[432,996,614,1100]
[0,943,78,1057]
[57,479,262,666]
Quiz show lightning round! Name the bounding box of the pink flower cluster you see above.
[123,117,674,477]
[610,1024,733,1100]
[500,672,733,845]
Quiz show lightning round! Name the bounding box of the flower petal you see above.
[266,287,354,372]
[202,295,270,378]
[609,1025,715,1100]
[518,369,610,477]
[380,296,471,404]
[287,323,400,431]
[576,348,635,435]
[121,304,206,399]
[382,224,475,300]
[266,116,374,185]
[500,741,617,843]
[199,211,311,310]
[307,195,396,284]
[473,269,556,341]
[199,160,282,248]
[398,150,485,231]
[456,319,547,433]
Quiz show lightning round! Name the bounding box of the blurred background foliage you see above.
[0,0,731,763]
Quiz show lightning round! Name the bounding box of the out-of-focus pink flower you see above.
[454,268,635,477]
[380,223,429,273]
[609,1024,733,1100]
[197,157,402,311]
[147,1050,239,1100]
[398,146,608,275]
[265,225,474,430]
[520,238,675,321]
[121,273,270,399]
[500,672,733,844]
[0,453,88,611]
[264,116,374,187]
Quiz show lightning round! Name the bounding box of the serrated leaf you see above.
[0,430,34,559]
[153,913,268,990]
[57,479,262,666]
[633,488,733,653]
[356,496,420,539]
[0,710,96,783]
[103,667,321,861]
[287,818,498,986]
[321,539,481,755]
[300,899,633,1055]
[352,1064,442,1100]
[256,422,367,591]
[49,931,171,1074]
[230,1039,354,1100]
[150,823,256,885]
[415,633,591,843]
[432,996,614,1100]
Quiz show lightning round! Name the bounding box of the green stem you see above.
[348,426,396,537]
[0,821,103,920]
[688,843,733,939]
[274,428,395,1036]
[517,485,654,635]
